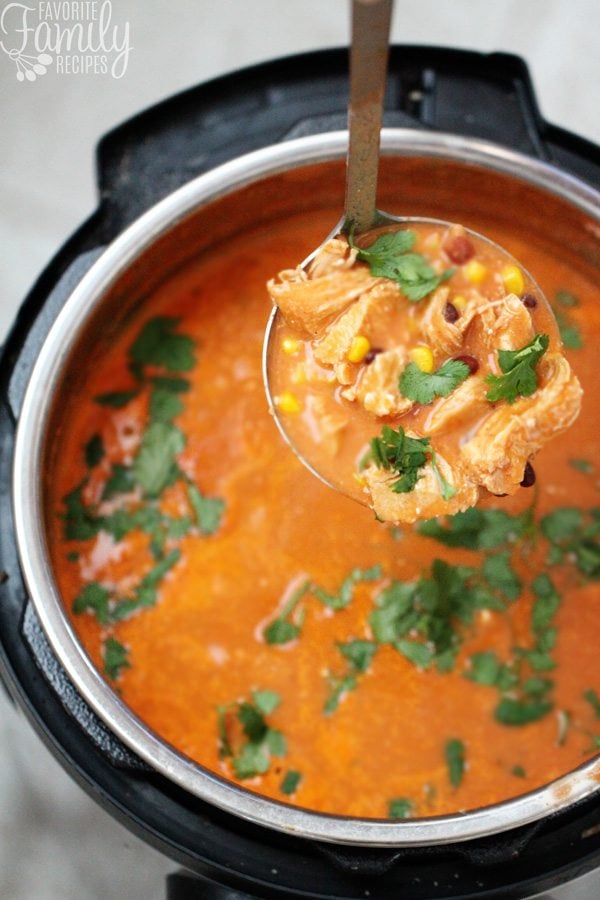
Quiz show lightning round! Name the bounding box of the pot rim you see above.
[13,129,600,847]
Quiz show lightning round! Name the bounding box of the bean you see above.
[445,236,475,264]
[521,293,538,309]
[453,354,479,375]
[520,462,536,487]
[364,347,383,365]
[443,302,459,323]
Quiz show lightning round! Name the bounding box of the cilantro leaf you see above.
[62,481,101,541]
[418,507,528,550]
[94,389,139,408]
[336,639,377,672]
[263,619,301,645]
[388,798,413,819]
[313,565,382,610]
[395,639,434,669]
[485,333,549,404]
[483,552,522,601]
[368,426,430,494]
[186,482,225,535]
[149,388,184,423]
[399,359,470,405]
[495,697,552,726]
[252,690,281,716]
[464,651,502,686]
[102,464,135,499]
[72,583,110,624]
[323,673,357,715]
[583,689,600,719]
[233,743,270,779]
[85,433,104,468]
[351,230,452,301]
[103,637,131,681]
[553,304,583,349]
[149,375,191,393]
[129,316,196,373]
[569,459,594,474]
[131,421,185,498]
[445,738,466,787]
[280,770,302,795]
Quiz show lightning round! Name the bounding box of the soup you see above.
[46,176,600,821]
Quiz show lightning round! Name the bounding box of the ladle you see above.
[263,0,548,504]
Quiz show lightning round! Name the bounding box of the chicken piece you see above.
[267,240,379,337]
[419,287,484,356]
[313,281,402,384]
[346,348,413,417]
[305,395,348,456]
[478,293,534,353]
[362,455,479,524]
[461,353,582,495]
[424,377,488,435]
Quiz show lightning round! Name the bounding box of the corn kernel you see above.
[347,335,371,363]
[452,294,467,311]
[282,337,301,355]
[409,345,434,373]
[502,264,525,296]
[274,391,301,414]
[353,472,367,489]
[291,362,306,385]
[464,260,487,284]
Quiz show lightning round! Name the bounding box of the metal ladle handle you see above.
[344,0,394,234]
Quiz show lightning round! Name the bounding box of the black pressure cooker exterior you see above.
[1,47,600,900]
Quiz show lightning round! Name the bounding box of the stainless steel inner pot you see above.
[13,130,600,847]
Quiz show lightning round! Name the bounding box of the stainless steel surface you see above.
[345,0,393,232]
[13,129,600,847]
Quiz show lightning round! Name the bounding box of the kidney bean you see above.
[520,462,536,487]
[443,302,459,323]
[364,347,383,365]
[453,354,479,375]
[521,293,538,309]
[445,235,475,264]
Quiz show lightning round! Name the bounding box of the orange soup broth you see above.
[47,205,600,819]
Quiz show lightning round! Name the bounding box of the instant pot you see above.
[1,47,599,899]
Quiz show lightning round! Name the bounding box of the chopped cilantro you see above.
[483,553,522,602]
[129,316,195,373]
[540,508,600,580]
[218,692,286,780]
[350,230,453,301]
[395,639,434,669]
[464,651,502,686]
[445,738,466,787]
[131,421,185,498]
[280,770,302,796]
[323,673,357,715]
[399,359,470,405]
[62,481,100,541]
[313,565,382,610]
[569,459,594,474]
[552,303,583,349]
[388,798,413,819]
[485,333,549,404]
[584,689,600,719]
[186,482,225,535]
[102,464,134,499]
[66,551,79,563]
[263,580,312,646]
[72,582,110,624]
[336,639,377,672]
[511,765,527,778]
[84,433,104,468]
[252,689,281,716]
[111,549,180,621]
[429,449,457,501]
[418,507,528,551]
[555,289,579,308]
[103,637,131,681]
[149,388,184,423]
[94,389,139,408]
[149,375,191,393]
[495,696,552,726]
[368,426,430,494]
